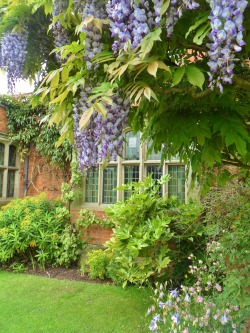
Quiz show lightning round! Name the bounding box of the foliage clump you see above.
[84,175,204,287]
[0,95,72,167]
[147,172,250,330]
[0,193,84,268]
[201,173,250,321]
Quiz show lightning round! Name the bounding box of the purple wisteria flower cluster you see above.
[147,253,240,332]
[73,86,129,172]
[106,0,157,52]
[0,30,28,92]
[76,0,107,69]
[207,0,248,92]
[52,0,71,63]
[166,0,199,37]
[106,0,200,52]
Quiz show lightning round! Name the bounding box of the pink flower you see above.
[183,329,189,333]
[196,296,203,303]
[215,283,222,291]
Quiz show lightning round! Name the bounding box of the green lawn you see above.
[0,270,152,333]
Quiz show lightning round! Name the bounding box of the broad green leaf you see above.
[101,96,113,105]
[185,65,205,90]
[139,28,162,59]
[235,136,247,156]
[193,23,210,45]
[144,87,152,100]
[51,71,59,88]
[160,0,170,16]
[157,61,171,72]
[134,88,144,104]
[95,102,107,117]
[147,61,158,77]
[201,146,221,166]
[185,12,209,39]
[79,107,94,130]
[172,66,185,87]
[51,89,70,104]
[46,69,60,84]
[61,67,70,83]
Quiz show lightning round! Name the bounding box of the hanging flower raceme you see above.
[207,0,248,92]
[73,86,130,173]
[0,29,28,92]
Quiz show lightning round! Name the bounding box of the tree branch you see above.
[155,86,212,99]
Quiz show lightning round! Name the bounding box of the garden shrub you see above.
[201,174,250,323]
[89,174,204,287]
[76,208,114,230]
[0,193,84,268]
[147,255,242,332]
[85,249,110,280]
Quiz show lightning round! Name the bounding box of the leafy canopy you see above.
[0,0,249,184]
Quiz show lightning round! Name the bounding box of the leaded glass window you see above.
[102,166,117,204]
[124,131,140,160]
[8,145,16,167]
[168,165,185,202]
[85,168,99,203]
[146,165,163,195]
[7,170,15,197]
[124,165,139,200]
[147,141,162,160]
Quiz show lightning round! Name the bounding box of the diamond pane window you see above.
[168,165,185,202]
[102,166,117,204]
[124,131,140,160]
[85,168,99,203]
[124,165,139,200]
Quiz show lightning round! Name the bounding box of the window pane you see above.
[0,143,4,165]
[147,141,162,160]
[85,168,99,203]
[146,165,162,196]
[8,145,16,167]
[124,165,139,200]
[124,131,140,160]
[7,170,15,197]
[0,170,3,197]
[102,166,117,204]
[168,165,185,202]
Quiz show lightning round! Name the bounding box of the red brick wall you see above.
[19,146,70,200]
[0,106,8,133]
[1,105,110,244]
[71,209,112,245]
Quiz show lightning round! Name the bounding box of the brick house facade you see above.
[0,104,112,244]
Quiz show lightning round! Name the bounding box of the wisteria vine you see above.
[52,0,71,63]
[73,86,129,172]
[0,30,28,92]
[207,0,248,92]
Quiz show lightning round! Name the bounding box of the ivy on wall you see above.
[0,95,72,168]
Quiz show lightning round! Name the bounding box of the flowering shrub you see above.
[202,174,250,322]
[0,194,84,268]
[147,254,241,332]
